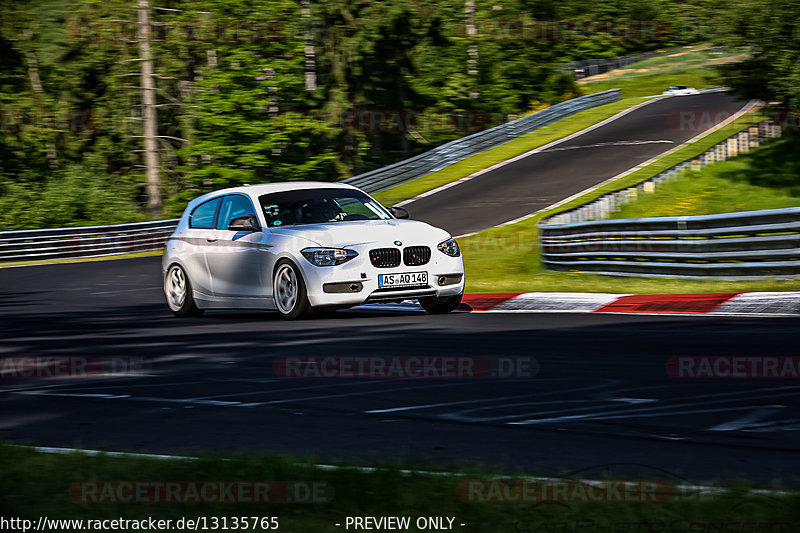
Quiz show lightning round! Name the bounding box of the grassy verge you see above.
[460,110,800,293]
[609,133,800,218]
[2,444,797,533]
[0,250,162,269]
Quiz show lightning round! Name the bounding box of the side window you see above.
[217,195,257,230]
[189,197,221,229]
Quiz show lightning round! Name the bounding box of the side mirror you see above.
[389,206,409,219]
[228,215,261,232]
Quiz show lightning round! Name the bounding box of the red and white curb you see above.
[358,292,800,317]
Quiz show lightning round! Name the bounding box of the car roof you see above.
[186,181,360,209]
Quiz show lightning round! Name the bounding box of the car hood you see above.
[268,219,451,248]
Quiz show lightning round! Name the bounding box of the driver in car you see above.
[302,198,342,223]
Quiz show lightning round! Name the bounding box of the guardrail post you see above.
[726,137,738,158]
[599,197,609,218]
[748,126,760,148]
[738,131,749,153]
[716,143,726,161]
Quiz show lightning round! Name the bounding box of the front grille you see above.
[369,248,401,268]
[403,246,431,266]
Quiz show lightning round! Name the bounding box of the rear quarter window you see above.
[189,197,222,229]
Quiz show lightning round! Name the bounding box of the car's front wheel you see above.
[273,259,312,319]
[165,264,204,317]
[419,292,463,315]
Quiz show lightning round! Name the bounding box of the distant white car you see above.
[664,85,700,96]
[162,182,465,319]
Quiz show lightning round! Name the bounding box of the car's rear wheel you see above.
[274,260,311,320]
[419,292,463,315]
[165,264,204,317]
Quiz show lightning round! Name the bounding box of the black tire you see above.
[164,264,204,317]
[273,259,312,320]
[419,292,463,315]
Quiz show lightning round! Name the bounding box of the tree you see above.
[708,0,800,110]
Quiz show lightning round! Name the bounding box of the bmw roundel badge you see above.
[394,241,402,246]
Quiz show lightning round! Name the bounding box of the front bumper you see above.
[300,249,464,307]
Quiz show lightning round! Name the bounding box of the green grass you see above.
[2,443,797,533]
[609,134,800,219]
[374,45,732,207]
[459,111,800,293]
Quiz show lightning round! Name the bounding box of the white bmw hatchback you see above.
[162,182,465,319]
[664,85,700,96]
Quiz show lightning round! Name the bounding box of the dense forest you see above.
[0,0,785,227]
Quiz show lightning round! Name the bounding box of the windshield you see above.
[258,188,392,227]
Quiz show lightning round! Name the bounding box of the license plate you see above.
[378,271,428,288]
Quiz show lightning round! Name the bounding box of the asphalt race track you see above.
[2,257,799,483]
[405,92,750,236]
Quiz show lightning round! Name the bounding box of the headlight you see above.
[437,238,460,257]
[301,247,358,266]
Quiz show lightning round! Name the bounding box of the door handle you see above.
[206,237,218,243]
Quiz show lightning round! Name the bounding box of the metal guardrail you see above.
[0,219,179,263]
[539,208,800,277]
[538,119,798,277]
[344,90,621,194]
